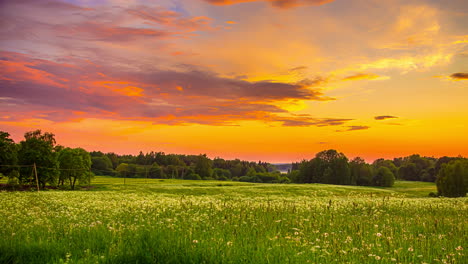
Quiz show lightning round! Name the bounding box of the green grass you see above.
[0,177,466,263]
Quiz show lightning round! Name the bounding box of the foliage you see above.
[195,154,213,178]
[372,167,395,187]
[91,156,114,175]
[297,150,351,185]
[0,131,18,177]
[436,159,468,197]
[58,148,92,189]
[17,130,59,188]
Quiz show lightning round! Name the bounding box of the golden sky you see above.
[0,0,467,162]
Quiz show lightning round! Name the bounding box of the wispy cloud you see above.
[336,126,370,132]
[342,73,387,81]
[374,115,398,120]
[203,0,335,9]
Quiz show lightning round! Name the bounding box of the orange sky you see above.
[0,0,467,163]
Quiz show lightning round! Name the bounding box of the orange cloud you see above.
[342,73,382,81]
[0,51,348,127]
[203,0,335,9]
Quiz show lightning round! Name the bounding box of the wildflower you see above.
[192,240,198,244]
[376,233,382,237]
[227,241,233,246]
[455,246,463,251]
[408,247,414,252]
[375,256,381,260]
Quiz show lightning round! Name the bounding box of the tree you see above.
[0,131,18,178]
[398,163,419,181]
[58,148,92,189]
[116,163,129,178]
[91,156,114,175]
[195,154,212,178]
[436,160,467,197]
[372,167,395,187]
[212,168,231,180]
[373,159,398,177]
[18,130,59,188]
[298,150,351,185]
[149,163,165,178]
[350,157,373,186]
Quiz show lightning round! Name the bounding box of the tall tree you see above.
[18,130,59,188]
[0,131,18,178]
[436,160,467,197]
[58,148,92,189]
[195,154,213,178]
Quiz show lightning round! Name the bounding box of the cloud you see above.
[374,115,398,120]
[0,51,347,127]
[203,0,335,9]
[279,117,352,127]
[450,73,468,80]
[336,126,370,132]
[342,73,387,81]
[126,7,216,32]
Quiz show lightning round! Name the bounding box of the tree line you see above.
[289,149,467,197]
[1,130,467,197]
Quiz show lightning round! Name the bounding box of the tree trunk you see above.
[72,177,77,190]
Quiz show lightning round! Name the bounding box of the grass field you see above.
[0,177,466,263]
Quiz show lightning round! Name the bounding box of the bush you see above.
[185,173,202,180]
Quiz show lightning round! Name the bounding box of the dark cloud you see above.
[374,115,398,120]
[450,73,468,80]
[279,117,352,127]
[336,126,370,132]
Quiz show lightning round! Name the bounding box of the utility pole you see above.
[33,163,40,192]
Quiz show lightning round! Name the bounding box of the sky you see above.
[0,0,467,163]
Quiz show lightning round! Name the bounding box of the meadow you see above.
[0,177,466,263]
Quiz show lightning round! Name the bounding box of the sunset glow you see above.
[1,0,467,162]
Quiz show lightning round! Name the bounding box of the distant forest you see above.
[1,130,467,197]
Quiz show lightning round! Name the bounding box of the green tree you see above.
[212,168,231,180]
[350,157,373,186]
[372,167,395,187]
[149,163,165,178]
[58,148,92,189]
[0,131,18,178]
[91,156,113,175]
[18,130,59,188]
[436,160,467,197]
[116,163,129,178]
[195,154,212,178]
